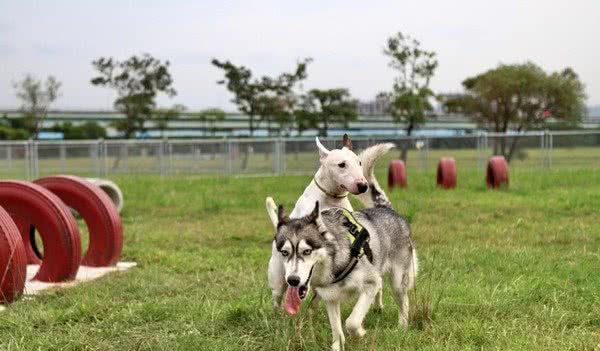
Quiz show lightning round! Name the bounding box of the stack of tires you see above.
[0,176,123,304]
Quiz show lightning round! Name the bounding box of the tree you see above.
[383,32,438,162]
[211,58,311,136]
[50,121,107,139]
[256,94,295,136]
[443,62,586,161]
[153,104,185,137]
[299,88,357,136]
[91,54,176,138]
[13,74,61,139]
[197,108,226,136]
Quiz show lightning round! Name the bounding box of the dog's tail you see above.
[356,143,395,208]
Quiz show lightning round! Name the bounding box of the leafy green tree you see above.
[153,104,185,137]
[50,121,107,139]
[299,88,357,136]
[211,58,310,136]
[256,94,295,136]
[91,54,176,138]
[383,31,438,162]
[197,108,226,136]
[443,62,586,161]
[13,74,61,139]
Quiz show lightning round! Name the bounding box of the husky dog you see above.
[274,168,417,351]
[265,135,394,308]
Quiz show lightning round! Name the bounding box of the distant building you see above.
[356,94,390,116]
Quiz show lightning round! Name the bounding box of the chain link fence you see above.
[1,131,599,179]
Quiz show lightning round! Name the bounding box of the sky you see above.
[1,0,599,111]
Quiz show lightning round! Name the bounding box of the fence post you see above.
[540,131,546,169]
[25,140,30,179]
[280,138,286,175]
[159,138,165,176]
[6,145,12,172]
[227,139,233,174]
[95,139,103,177]
[60,142,66,173]
[548,131,553,168]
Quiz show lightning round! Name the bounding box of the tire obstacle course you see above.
[387,156,509,190]
[0,176,128,306]
[388,160,407,189]
[437,157,457,189]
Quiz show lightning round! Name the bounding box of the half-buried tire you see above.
[388,160,407,189]
[486,156,509,188]
[437,157,457,189]
[35,176,123,267]
[0,181,81,282]
[0,205,27,304]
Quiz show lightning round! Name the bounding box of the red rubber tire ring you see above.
[0,205,27,304]
[0,181,81,282]
[388,160,407,188]
[437,157,457,189]
[35,176,123,267]
[486,156,509,188]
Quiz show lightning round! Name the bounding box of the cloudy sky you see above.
[1,0,598,111]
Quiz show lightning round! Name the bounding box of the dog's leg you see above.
[345,285,378,338]
[268,241,286,308]
[325,301,345,351]
[391,265,410,328]
[375,287,384,310]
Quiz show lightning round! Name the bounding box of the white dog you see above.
[266,134,394,310]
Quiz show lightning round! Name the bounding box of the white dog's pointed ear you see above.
[315,137,329,159]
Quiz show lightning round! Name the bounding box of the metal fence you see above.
[1,130,599,179]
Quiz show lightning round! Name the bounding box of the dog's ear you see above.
[306,201,320,223]
[265,197,279,230]
[342,133,352,150]
[315,137,330,160]
[277,205,287,225]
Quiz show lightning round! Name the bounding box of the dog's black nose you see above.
[357,183,369,194]
[287,275,300,287]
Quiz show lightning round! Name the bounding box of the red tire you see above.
[388,160,407,189]
[437,157,457,189]
[35,176,123,267]
[0,181,81,282]
[0,205,27,304]
[486,156,509,188]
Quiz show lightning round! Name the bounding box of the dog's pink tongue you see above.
[284,287,301,315]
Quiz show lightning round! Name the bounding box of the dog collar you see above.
[313,178,348,199]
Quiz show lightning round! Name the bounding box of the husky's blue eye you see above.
[303,249,312,256]
[281,251,289,257]
[338,162,346,168]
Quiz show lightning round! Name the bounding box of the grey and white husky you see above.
[273,167,418,351]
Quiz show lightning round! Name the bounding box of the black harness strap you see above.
[331,216,373,284]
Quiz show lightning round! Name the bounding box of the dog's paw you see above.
[346,319,366,338]
[331,340,345,351]
[348,326,366,338]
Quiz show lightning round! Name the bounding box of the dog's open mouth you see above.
[284,267,314,315]
[284,285,309,315]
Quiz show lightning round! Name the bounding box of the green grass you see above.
[1,167,600,350]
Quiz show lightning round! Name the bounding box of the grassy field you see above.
[1,167,600,350]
